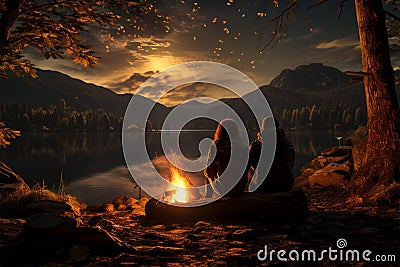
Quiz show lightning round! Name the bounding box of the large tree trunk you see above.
[353,0,400,199]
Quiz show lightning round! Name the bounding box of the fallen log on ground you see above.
[145,187,308,222]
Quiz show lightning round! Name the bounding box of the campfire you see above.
[163,168,191,204]
[169,168,190,203]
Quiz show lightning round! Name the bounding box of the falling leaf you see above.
[237,58,241,62]
[193,36,197,41]
[218,39,224,43]
[203,23,207,28]
[223,27,230,34]
[241,13,246,18]
[212,17,217,23]
[250,60,255,64]
[222,20,227,24]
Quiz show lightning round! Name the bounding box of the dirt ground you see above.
[1,185,398,266]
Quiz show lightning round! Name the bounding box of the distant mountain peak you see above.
[269,63,350,91]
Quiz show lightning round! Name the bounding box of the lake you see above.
[0,130,346,205]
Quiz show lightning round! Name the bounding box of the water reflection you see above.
[1,133,124,187]
[1,131,347,205]
[65,166,138,205]
[286,131,346,176]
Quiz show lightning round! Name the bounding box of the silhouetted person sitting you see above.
[248,116,295,193]
[204,119,249,198]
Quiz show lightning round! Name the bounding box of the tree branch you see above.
[271,0,299,22]
[384,10,400,22]
[337,0,348,20]
[19,0,76,15]
[257,0,298,52]
[0,0,21,50]
[345,71,368,77]
[307,0,329,10]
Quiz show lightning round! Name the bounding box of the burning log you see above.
[145,187,308,222]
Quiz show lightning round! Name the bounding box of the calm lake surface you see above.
[1,131,347,205]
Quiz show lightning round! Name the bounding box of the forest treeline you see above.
[0,99,122,132]
[277,101,367,131]
[1,98,366,132]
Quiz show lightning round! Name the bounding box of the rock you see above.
[309,172,346,188]
[308,161,352,188]
[294,175,309,187]
[316,162,351,178]
[301,168,315,178]
[113,196,127,205]
[231,229,257,241]
[102,203,115,213]
[321,146,352,157]
[26,200,75,215]
[299,158,323,178]
[297,147,353,186]
[116,203,127,210]
[25,213,79,241]
[141,232,168,240]
[316,155,350,168]
[68,245,91,263]
[125,197,138,208]
[75,227,128,254]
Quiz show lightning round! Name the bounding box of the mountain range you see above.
[0,69,170,125]
[1,63,399,129]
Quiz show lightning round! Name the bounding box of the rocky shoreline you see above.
[1,147,399,266]
[296,146,353,188]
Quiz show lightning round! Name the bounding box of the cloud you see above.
[124,38,172,51]
[157,83,237,106]
[109,71,156,93]
[315,35,359,49]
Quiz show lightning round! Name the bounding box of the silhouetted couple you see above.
[204,117,295,198]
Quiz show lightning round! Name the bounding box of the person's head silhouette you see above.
[214,119,240,143]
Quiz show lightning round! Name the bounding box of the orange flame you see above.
[169,168,189,203]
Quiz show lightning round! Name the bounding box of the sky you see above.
[28,0,400,106]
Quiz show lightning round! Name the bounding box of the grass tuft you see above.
[0,182,85,218]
